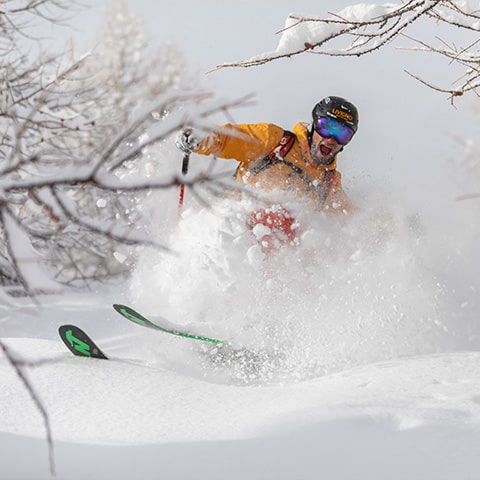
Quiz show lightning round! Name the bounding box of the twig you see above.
[0,340,56,476]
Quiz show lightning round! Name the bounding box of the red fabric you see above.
[246,206,298,255]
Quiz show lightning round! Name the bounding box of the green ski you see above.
[112,304,228,345]
[112,304,277,371]
[59,324,108,360]
[58,307,279,373]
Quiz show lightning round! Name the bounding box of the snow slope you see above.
[1,298,480,480]
[2,181,480,480]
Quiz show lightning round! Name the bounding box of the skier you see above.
[175,95,359,253]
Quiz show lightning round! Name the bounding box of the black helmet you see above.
[312,96,359,134]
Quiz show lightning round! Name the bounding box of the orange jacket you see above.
[196,122,352,213]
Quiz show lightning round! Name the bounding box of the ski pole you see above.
[177,152,190,214]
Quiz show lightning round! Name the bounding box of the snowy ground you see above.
[2,179,480,479]
[1,294,480,480]
[2,294,480,480]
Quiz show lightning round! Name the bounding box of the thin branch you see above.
[0,208,36,297]
[49,187,169,251]
[0,339,55,476]
[404,70,464,104]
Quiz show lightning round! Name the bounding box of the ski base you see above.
[58,324,108,360]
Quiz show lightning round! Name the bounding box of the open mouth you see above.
[319,145,332,157]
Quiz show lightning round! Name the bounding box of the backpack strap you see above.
[246,130,336,210]
[248,130,296,176]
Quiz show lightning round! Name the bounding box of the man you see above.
[176,96,359,253]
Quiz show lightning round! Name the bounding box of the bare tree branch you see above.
[1,1,251,289]
[0,339,55,476]
[404,69,464,104]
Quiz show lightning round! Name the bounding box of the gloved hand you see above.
[175,128,200,154]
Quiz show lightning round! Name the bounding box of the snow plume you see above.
[128,169,475,384]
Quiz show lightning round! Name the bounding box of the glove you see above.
[175,128,200,154]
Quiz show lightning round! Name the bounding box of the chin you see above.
[314,155,335,166]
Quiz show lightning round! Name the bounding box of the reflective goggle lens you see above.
[315,117,354,145]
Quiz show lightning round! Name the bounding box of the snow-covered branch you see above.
[214,1,480,99]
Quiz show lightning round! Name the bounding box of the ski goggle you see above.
[315,117,354,145]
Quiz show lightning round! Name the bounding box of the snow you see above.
[3,180,480,478]
[2,307,480,480]
[3,336,480,444]
[272,4,399,58]
[2,0,480,479]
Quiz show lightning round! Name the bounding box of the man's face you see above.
[310,130,344,166]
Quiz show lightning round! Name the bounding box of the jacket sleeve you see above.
[195,123,285,164]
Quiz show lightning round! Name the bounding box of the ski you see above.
[58,308,281,376]
[111,304,284,373]
[112,304,228,346]
[58,324,108,360]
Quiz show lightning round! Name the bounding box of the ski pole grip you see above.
[181,153,190,175]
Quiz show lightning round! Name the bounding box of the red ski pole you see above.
[177,153,190,214]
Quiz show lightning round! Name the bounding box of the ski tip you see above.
[113,303,141,318]
[58,324,76,336]
[113,303,127,312]
[58,324,108,360]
